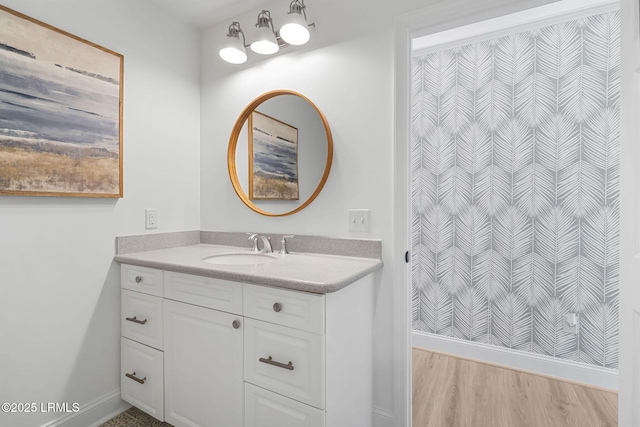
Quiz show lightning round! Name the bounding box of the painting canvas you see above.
[0,5,123,198]
[249,111,299,200]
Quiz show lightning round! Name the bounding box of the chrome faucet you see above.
[246,233,273,253]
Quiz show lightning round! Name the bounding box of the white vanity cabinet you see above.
[120,263,374,427]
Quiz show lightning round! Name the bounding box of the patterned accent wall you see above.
[411,10,620,369]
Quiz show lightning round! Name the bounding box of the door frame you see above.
[391,1,599,425]
[617,0,639,425]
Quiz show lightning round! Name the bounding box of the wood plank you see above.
[413,348,618,427]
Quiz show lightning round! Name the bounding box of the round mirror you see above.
[227,90,333,216]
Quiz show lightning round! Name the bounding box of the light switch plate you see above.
[145,209,158,229]
[348,209,370,232]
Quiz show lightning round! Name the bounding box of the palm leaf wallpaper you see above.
[411,11,620,369]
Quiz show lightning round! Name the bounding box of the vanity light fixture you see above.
[219,1,315,64]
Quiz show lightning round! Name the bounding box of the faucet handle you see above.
[279,235,295,255]
[246,233,259,252]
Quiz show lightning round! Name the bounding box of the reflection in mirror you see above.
[228,90,332,217]
[235,95,327,215]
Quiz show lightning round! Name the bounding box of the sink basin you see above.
[203,252,278,265]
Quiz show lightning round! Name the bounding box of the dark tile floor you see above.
[100,407,173,427]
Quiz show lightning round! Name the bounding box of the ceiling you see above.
[145,0,269,28]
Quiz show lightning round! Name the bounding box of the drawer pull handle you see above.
[273,302,282,312]
[125,316,148,325]
[232,320,241,329]
[135,276,143,283]
[259,356,294,371]
[125,372,147,384]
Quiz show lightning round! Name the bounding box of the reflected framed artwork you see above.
[0,5,124,198]
[249,111,299,200]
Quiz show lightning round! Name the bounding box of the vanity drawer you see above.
[244,318,325,409]
[121,337,164,422]
[121,290,163,350]
[245,383,325,427]
[121,264,164,297]
[244,283,325,334]
[164,271,243,314]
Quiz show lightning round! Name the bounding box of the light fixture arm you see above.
[255,10,276,33]
[227,22,248,47]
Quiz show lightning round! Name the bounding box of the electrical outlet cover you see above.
[145,209,158,229]
[563,313,578,334]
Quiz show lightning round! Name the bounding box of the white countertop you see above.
[114,243,383,293]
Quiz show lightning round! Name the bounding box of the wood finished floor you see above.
[413,347,618,427]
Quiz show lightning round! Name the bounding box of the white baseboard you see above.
[413,331,618,391]
[373,406,395,427]
[41,390,130,427]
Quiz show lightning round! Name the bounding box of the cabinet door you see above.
[164,300,244,427]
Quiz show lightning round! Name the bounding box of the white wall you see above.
[0,1,201,426]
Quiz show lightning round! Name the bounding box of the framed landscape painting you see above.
[249,111,299,200]
[0,5,124,198]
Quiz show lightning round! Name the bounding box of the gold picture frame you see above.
[0,5,124,198]
[248,111,299,201]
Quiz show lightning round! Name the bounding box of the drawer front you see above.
[244,284,324,334]
[121,338,164,421]
[245,383,325,427]
[121,290,163,350]
[164,271,243,314]
[244,319,325,409]
[121,264,163,297]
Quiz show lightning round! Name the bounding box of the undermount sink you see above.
[202,252,278,265]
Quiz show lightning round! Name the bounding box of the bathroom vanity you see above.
[114,233,382,427]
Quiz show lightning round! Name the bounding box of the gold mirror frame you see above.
[227,90,333,217]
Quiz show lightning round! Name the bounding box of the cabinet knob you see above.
[232,320,241,329]
[273,302,282,312]
[135,276,143,283]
